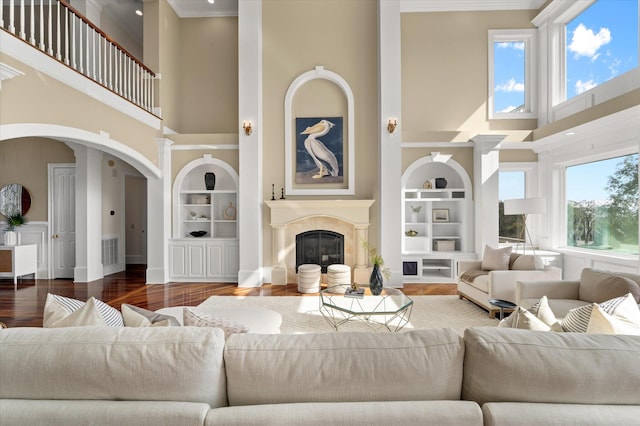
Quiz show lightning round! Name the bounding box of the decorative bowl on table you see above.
[189,231,208,238]
[405,230,418,237]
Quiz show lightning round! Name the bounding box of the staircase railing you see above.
[1,0,157,115]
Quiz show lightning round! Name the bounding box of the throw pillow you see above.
[121,304,180,327]
[587,304,640,335]
[527,296,563,332]
[498,296,563,331]
[43,293,124,328]
[47,298,107,327]
[481,245,512,271]
[183,307,249,339]
[562,293,638,333]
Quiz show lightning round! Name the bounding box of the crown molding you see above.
[400,0,546,13]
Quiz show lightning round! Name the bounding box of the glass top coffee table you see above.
[319,285,413,332]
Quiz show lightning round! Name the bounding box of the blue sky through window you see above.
[566,0,638,99]
[493,1,638,110]
[493,41,525,113]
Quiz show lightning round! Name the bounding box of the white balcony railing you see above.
[0,0,157,115]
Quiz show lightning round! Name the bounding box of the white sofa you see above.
[1,326,639,425]
[458,254,562,317]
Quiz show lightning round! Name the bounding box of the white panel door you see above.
[51,166,76,279]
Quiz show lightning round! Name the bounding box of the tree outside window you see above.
[566,153,639,254]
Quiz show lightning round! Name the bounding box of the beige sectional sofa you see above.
[517,268,640,317]
[1,326,639,425]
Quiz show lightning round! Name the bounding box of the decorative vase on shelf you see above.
[204,172,216,190]
[369,264,384,296]
[411,212,418,223]
[435,177,447,189]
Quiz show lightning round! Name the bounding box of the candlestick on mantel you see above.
[280,188,286,199]
[271,184,276,201]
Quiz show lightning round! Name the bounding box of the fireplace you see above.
[266,199,374,285]
[296,230,344,273]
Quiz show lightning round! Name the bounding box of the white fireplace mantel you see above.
[266,200,374,227]
[265,200,375,285]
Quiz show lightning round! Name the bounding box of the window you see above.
[566,0,638,100]
[566,153,639,255]
[488,29,537,119]
[499,171,525,243]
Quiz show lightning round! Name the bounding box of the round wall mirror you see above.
[0,183,32,217]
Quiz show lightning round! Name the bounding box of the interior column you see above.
[378,0,403,286]
[237,0,264,287]
[72,144,103,283]
[472,135,506,254]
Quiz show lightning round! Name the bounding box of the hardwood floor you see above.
[0,265,457,328]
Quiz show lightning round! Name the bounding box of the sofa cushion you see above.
[224,328,464,406]
[593,274,640,304]
[462,327,640,405]
[0,400,211,426]
[183,307,249,339]
[508,254,539,270]
[205,401,483,426]
[43,293,124,327]
[482,402,640,426]
[481,245,512,271]
[519,298,589,319]
[579,268,640,303]
[121,304,180,327]
[0,326,228,408]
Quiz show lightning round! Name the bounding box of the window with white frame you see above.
[488,29,537,119]
[498,166,537,245]
[565,0,638,101]
[565,153,639,255]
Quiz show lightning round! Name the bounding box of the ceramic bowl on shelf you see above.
[189,231,208,238]
[405,230,418,237]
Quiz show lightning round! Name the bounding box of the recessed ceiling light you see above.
[208,0,215,4]
[135,9,143,16]
[565,131,576,136]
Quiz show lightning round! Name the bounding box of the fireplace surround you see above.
[266,200,374,285]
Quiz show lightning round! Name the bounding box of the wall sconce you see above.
[387,118,397,134]
[242,120,253,136]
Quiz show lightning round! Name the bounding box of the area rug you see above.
[198,295,498,334]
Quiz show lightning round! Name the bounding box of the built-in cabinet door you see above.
[169,243,187,278]
[224,242,239,279]
[187,243,206,277]
[206,243,223,277]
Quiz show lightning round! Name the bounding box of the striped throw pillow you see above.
[562,294,631,333]
[43,293,124,327]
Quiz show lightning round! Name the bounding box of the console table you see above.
[0,244,37,286]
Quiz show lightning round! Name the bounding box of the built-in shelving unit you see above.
[401,153,475,282]
[170,155,239,282]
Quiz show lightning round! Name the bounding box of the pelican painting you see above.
[296,117,343,183]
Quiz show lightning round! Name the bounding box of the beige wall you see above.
[0,54,161,168]
[178,17,239,133]
[262,0,379,262]
[499,149,538,162]
[100,11,143,60]
[401,10,538,143]
[0,138,74,221]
